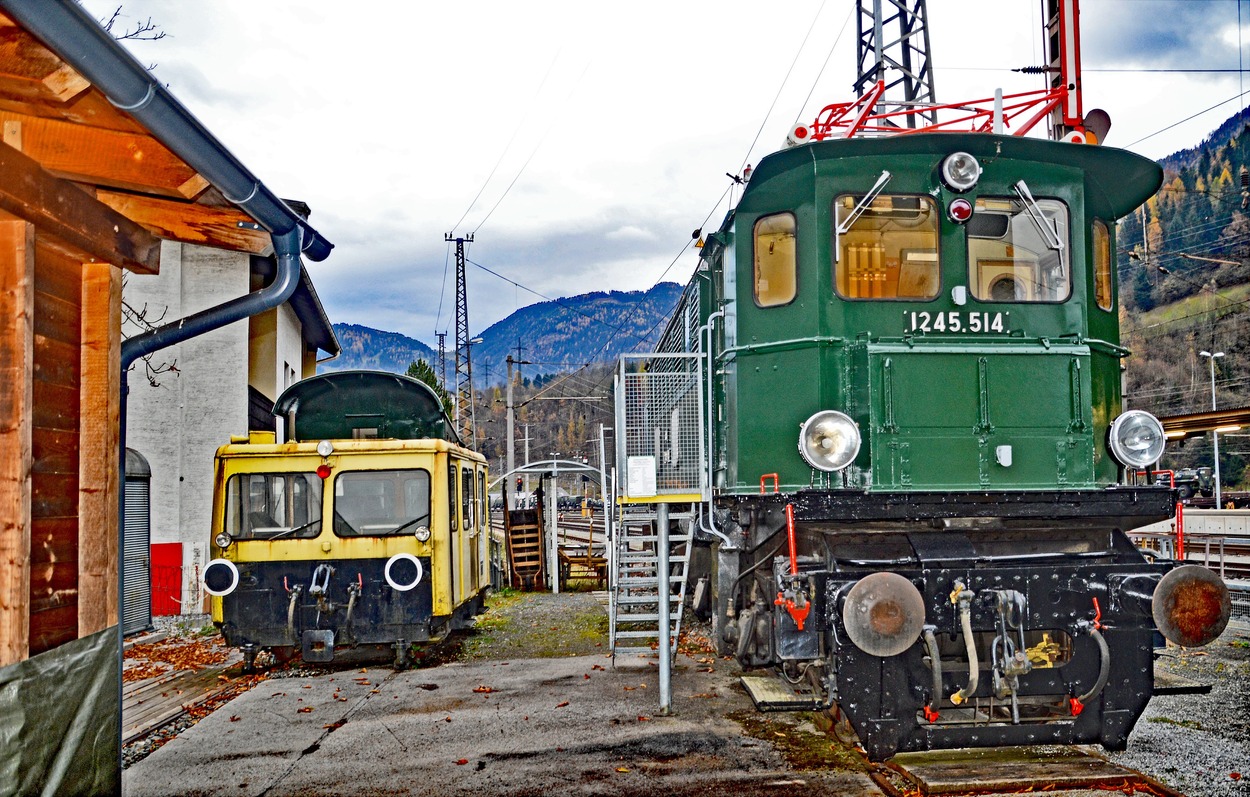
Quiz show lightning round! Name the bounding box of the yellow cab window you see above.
[834,195,938,300]
[332,469,430,537]
[1092,219,1112,310]
[224,472,322,540]
[753,212,797,307]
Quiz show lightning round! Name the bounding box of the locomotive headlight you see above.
[214,532,232,550]
[203,558,240,596]
[940,151,981,192]
[413,525,431,542]
[798,410,861,472]
[316,440,334,457]
[1108,410,1166,468]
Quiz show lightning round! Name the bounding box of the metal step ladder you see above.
[608,506,693,663]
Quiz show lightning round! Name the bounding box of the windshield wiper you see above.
[837,170,893,236]
[267,519,322,540]
[1012,179,1064,253]
[391,513,432,536]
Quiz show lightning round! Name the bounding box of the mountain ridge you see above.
[322,282,683,382]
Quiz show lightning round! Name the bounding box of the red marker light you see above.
[948,197,974,223]
[316,463,332,480]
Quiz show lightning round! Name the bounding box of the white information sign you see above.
[627,455,657,497]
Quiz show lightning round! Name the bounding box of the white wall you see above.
[124,242,262,613]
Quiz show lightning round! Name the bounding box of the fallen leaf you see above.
[297,707,314,714]
[555,701,570,708]
[637,716,650,722]
[616,767,629,773]
[623,686,636,691]
[455,759,469,766]
[229,715,240,722]
[698,667,714,673]
[584,674,591,680]
[592,664,605,671]
[473,685,495,694]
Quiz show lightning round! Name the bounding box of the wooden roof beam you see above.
[96,190,273,256]
[0,111,208,199]
[0,140,160,274]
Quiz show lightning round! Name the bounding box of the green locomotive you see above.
[653,130,1232,760]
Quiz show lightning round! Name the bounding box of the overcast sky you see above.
[82,0,1250,355]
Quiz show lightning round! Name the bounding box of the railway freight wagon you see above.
[203,371,489,670]
[646,131,1233,760]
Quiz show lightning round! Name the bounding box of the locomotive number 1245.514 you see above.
[905,310,1006,334]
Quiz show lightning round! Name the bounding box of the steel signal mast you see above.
[854,0,937,127]
[445,233,474,444]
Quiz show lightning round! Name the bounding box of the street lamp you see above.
[1199,350,1225,509]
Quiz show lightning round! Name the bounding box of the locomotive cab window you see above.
[967,196,1070,302]
[332,469,431,537]
[753,212,797,307]
[1092,218,1113,310]
[224,472,322,540]
[834,195,938,300]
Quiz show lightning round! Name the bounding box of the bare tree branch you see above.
[97,5,166,42]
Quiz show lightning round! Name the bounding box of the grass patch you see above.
[728,710,868,773]
[459,591,608,660]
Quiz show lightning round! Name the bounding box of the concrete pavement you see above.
[123,651,881,796]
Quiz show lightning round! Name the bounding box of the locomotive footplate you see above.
[756,487,1176,529]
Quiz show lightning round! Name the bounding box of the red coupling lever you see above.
[923,704,940,723]
[775,592,811,631]
[1091,596,1104,631]
[1069,696,1085,716]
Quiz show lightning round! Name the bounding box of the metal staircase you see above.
[609,506,693,661]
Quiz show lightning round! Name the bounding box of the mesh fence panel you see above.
[616,353,706,500]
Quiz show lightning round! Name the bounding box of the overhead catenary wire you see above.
[736,0,828,175]
[447,53,562,237]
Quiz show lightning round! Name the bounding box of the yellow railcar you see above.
[202,371,488,670]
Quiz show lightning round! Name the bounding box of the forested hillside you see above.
[326,323,437,374]
[1120,106,1250,488]
[323,283,682,384]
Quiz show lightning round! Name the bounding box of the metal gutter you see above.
[0,0,335,368]
[0,0,332,256]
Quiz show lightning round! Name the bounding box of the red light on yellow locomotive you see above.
[316,463,331,480]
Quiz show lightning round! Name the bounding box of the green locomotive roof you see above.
[273,370,456,444]
[743,133,1162,222]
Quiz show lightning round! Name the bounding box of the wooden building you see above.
[0,3,334,791]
